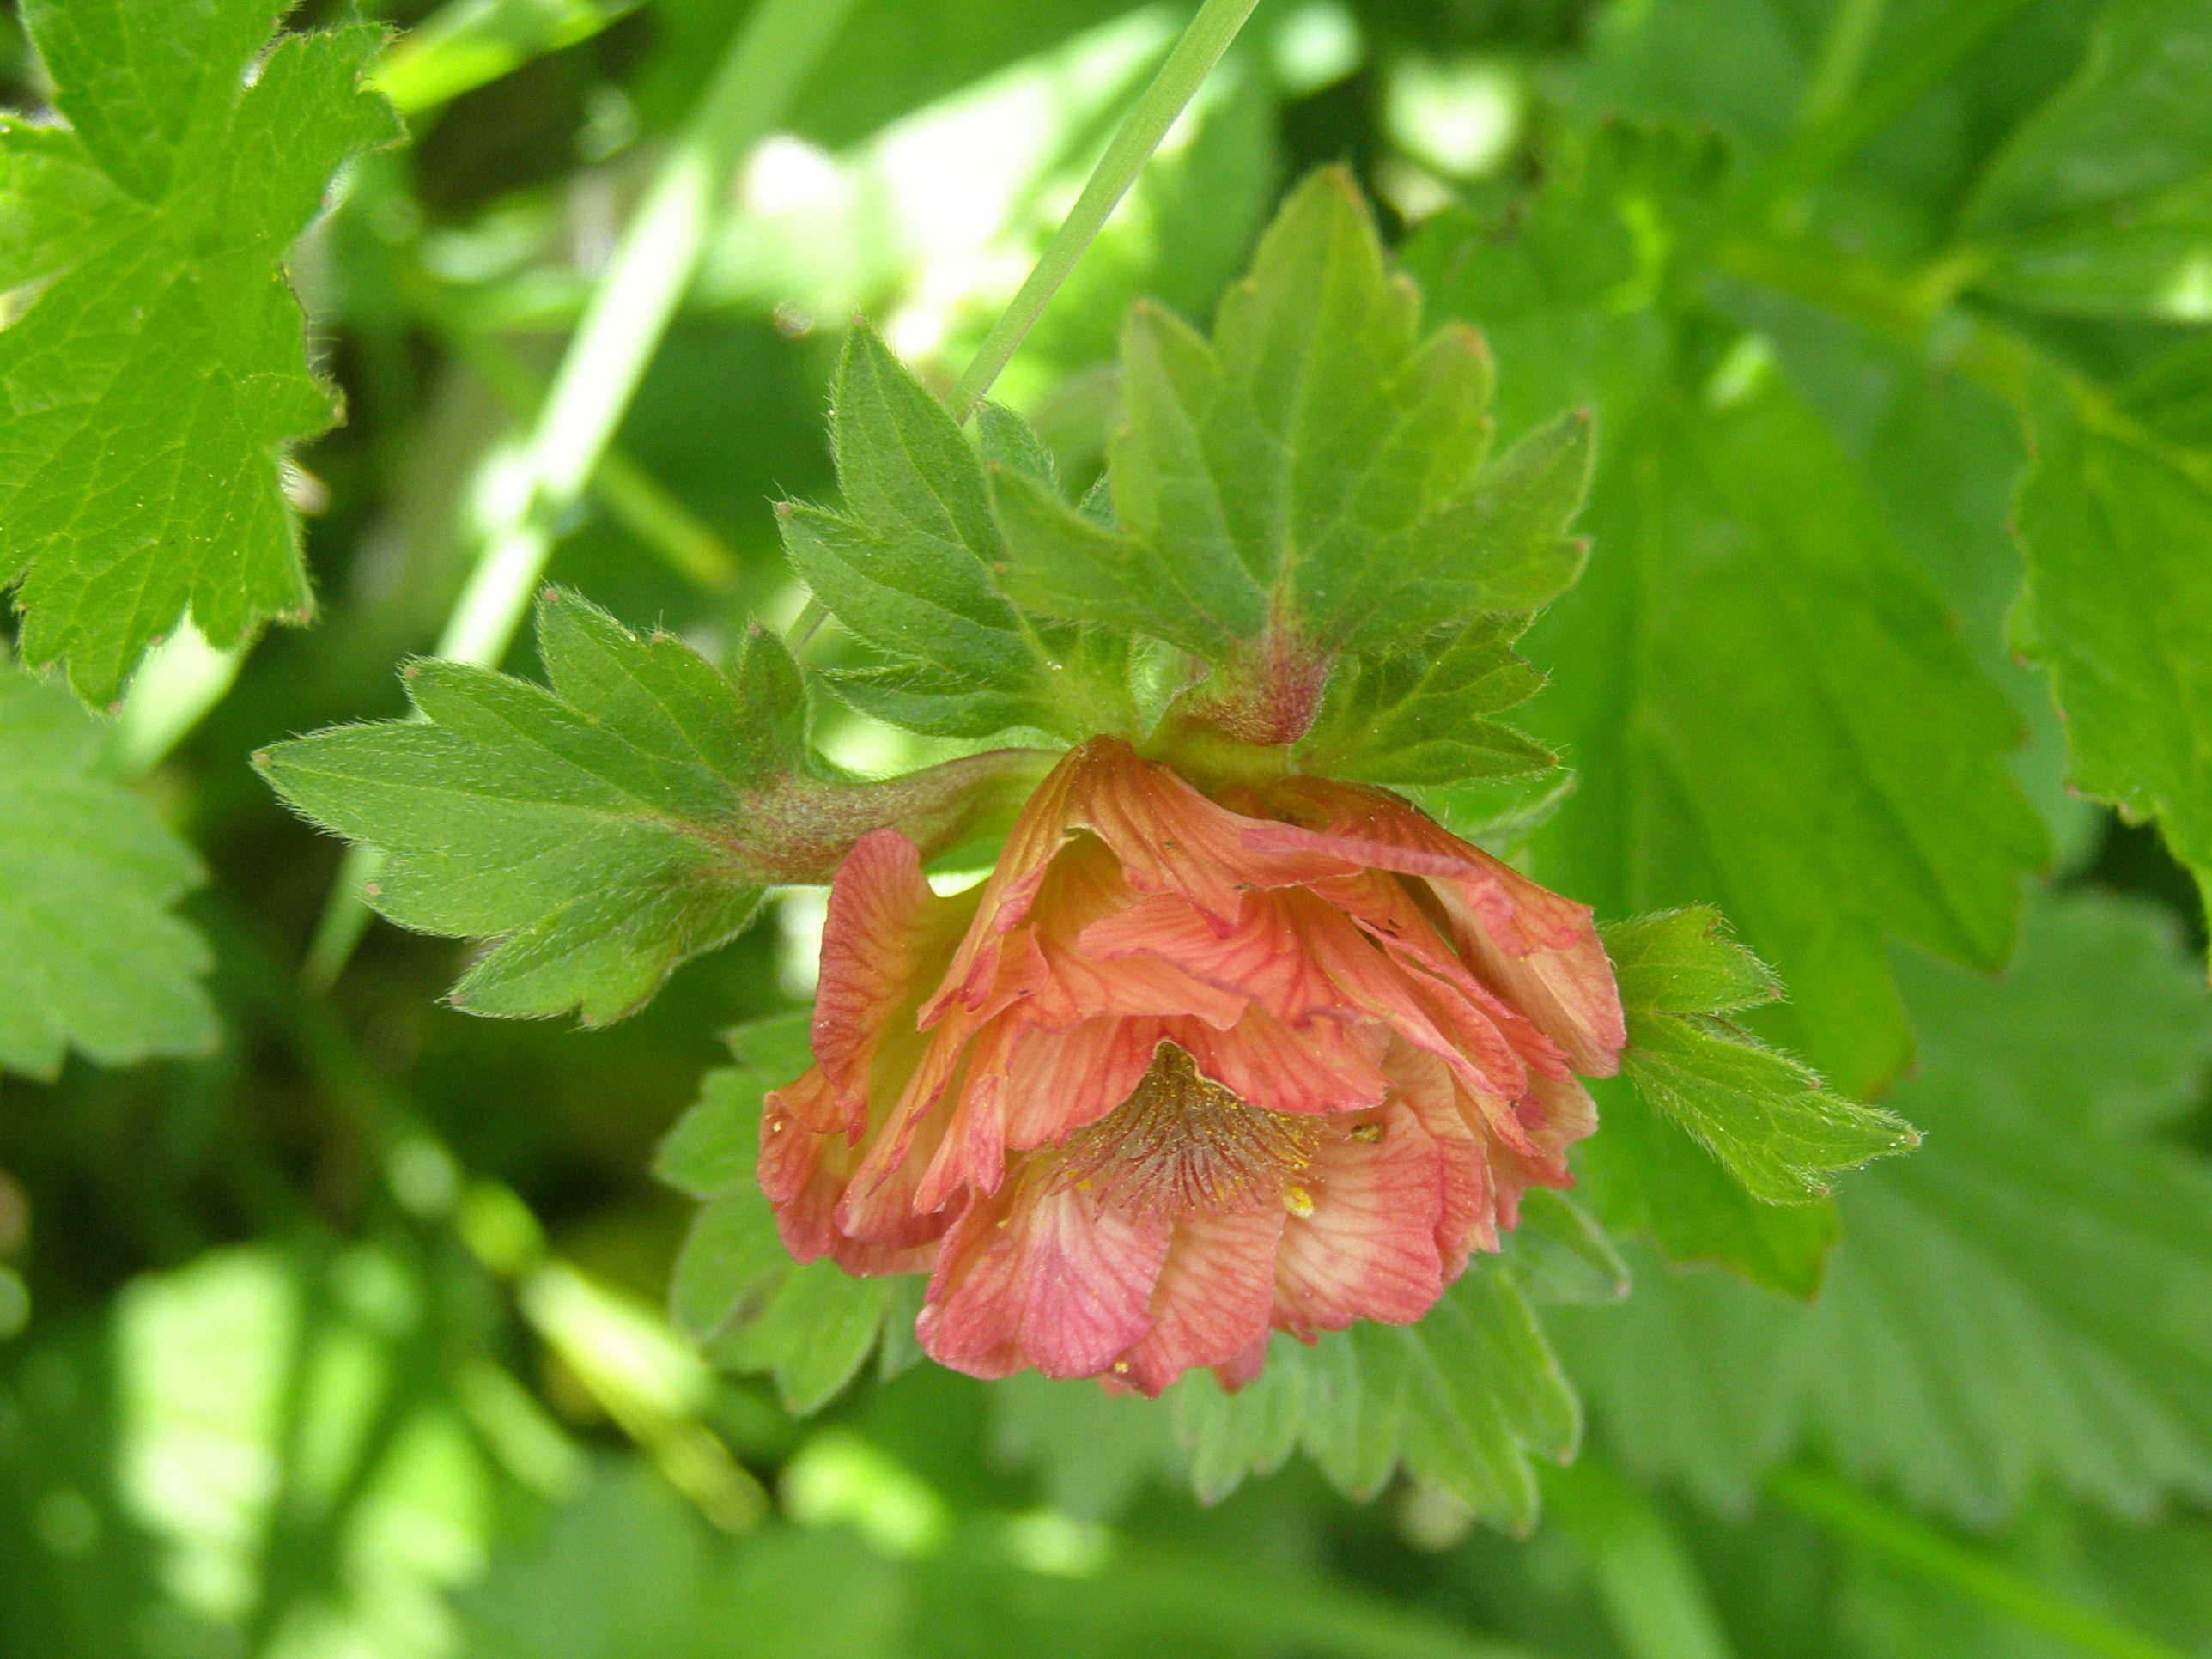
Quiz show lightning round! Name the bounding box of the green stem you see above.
[1769,1468,2188,1659]
[1548,1458,1735,1659]
[373,0,648,117]
[948,0,1264,421]
[1767,0,2038,206]
[1794,0,1890,131]
[303,0,854,992]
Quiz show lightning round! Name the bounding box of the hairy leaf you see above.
[1170,1258,1580,1535]
[659,1012,917,1413]
[0,0,399,704]
[257,592,811,1025]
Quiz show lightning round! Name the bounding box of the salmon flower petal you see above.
[761,738,1627,1394]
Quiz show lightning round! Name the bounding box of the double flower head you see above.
[761,737,1625,1394]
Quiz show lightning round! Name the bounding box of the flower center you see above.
[1057,1043,1319,1218]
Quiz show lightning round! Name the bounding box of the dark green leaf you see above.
[1557,891,2212,1522]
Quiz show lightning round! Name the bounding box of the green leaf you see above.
[1607,910,1917,1207]
[0,662,215,1078]
[256,591,809,1025]
[1554,890,2212,1522]
[2011,391,2212,957]
[1963,0,2212,240]
[1297,616,1553,787]
[1959,0,2212,323]
[986,167,1587,774]
[0,0,400,705]
[659,1015,917,1415]
[1171,1260,1579,1534]
[1410,137,2048,1097]
[792,325,1065,737]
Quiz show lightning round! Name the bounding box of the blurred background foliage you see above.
[3,0,2210,1655]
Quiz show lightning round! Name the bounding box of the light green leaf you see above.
[1555,891,2212,1522]
[988,167,1586,775]
[1607,909,1917,1206]
[2012,390,2212,957]
[0,662,215,1078]
[1171,1260,1579,1534]
[257,592,808,1025]
[0,0,400,705]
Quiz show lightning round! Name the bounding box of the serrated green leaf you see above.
[1605,913,1917,1206]
[1170,1261,1578,1534]
[792,325,1066,737]
[257,592,815,1025]
[2012,392,2212,959]
[1574,1083,1844,1298]
[0,0,399,704]
[1555,891,2212,1522]
[1603,907,1784,1015]
[0,663,216,1078]
[654,1012,814,1195]
[1299,615,1552,787]
[984,167,1586,776]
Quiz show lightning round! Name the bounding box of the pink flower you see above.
[760,738,1625,1395]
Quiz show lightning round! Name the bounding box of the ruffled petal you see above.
[918,1170,1172,1380]
[1001,1018,1165,1149]
[1112,1206,1285,1397]
[920,755,1085,1024]
[812,830,971,1134]
[1387,1045,1498,1276]
[1079,890,1343,1028]
[1273,1103,1446,1335]
[1069,740,1350,923]
[1170,1006,1393,1117]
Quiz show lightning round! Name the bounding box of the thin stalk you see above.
[1794,0,1890,131]
[373,0,648,118]
[1769,1468,2188,1659]
[304,0,855,990]
[1766,0,2038,207]
[948,0,1265,421]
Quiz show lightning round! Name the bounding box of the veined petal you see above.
[813,830,971,1134]
[920,756,1085,1024]
[1113,1206,1285,1396]
[919,1170,1172,1380]
[1170,1006,1392,1117]
[1079,890,1344,1027]
[1002,1018,1167,1149]
[1389,1044,1499,1276]
[1437,884,1626,1077]
[1273,1103,1446,1335]
[1069,739,1349,923]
